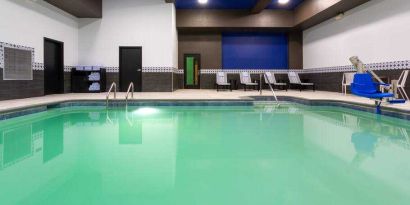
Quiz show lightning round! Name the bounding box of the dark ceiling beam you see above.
[177,10,294,31]
[250,0,272,14]
[294,0,371,29]
[44,0,102,18]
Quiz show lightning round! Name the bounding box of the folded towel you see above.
[88,72,101,81]
[89,82,101,91]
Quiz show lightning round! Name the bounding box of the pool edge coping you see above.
[1,97,410,121]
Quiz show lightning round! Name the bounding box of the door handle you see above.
[137,69,142,71]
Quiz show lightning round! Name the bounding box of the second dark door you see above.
[119,47,142,92]
[44,38,64,95]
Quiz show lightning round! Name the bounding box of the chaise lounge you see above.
[215,72,232,91]
[288,72,315,91]
[264,72,287,91]
[240,72,259,91]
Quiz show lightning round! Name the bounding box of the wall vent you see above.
[3,47,33,80]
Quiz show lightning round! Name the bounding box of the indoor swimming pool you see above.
[0,103,410,205]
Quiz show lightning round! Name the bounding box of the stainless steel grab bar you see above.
[260,73,279,102]
[106,82,117,107]
[125,82,134,107]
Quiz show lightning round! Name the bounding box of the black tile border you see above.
[251,96,410,120]
[0,106,47,121]
[0,98,409,121]
[47,100,254,109]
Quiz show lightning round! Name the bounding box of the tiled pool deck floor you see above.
[1,89,410,113]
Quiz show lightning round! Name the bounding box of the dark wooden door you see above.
[184,54,201,89]
[119,47,142,92]
[44,38,64,95]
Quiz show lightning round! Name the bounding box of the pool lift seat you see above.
[350,73,394,99]
[349,56,406,113]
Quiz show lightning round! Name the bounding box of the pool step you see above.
[253,101,281,106]
[253,102,302,114]
[253,101,294,106]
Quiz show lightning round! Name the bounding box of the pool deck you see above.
[1,89,410,112]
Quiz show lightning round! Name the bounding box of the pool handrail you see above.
[263,73,279,102]
[106,82,117,107]
[125,82,134,107]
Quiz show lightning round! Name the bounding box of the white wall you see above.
[171,5,178,68]
[303,0,410,69]
[78,0,178,68]
[0,0,79,65]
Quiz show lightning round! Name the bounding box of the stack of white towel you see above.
[88,72,101,81]
[89,82,100,91]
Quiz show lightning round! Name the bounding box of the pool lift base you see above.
[373,98,406,114]
[388,99,406,104]
[349,56,406,114]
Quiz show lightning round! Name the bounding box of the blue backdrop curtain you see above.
[222,32,289,69]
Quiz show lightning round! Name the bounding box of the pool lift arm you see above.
[349,56,406,114]
[350,56,384,83]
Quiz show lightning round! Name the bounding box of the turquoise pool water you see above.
[0,104,410,205]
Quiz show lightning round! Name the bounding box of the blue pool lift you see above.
[349,56,406,114]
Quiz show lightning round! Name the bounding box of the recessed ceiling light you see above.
[278,0,290,5]
[198,0,208,5]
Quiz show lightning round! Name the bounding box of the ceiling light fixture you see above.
[278,0,290,5]
[335,12,345,20]
[198,0,208,5]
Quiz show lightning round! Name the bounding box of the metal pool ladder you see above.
[260,73,279,102]
[106,82,117,107]
[125,82,134,107]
